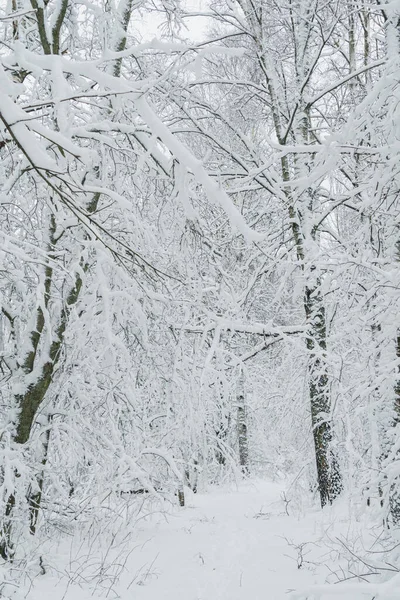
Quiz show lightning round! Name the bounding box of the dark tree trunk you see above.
[305,285,342,507]
[0,494,16,560]
[237,375,249,475]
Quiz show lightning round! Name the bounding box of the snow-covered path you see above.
[26,479,354,600]
[128,480,327,600]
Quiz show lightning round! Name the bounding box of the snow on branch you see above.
[141,448,183,482]
[135,96,263,242]
[177,319,305,337]
[1,41,259,244]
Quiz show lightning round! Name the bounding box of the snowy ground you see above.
[2,479,399,600]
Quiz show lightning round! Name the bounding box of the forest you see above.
[1,0,400,598]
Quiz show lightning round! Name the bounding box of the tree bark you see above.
[305,285,342,506]
[237,373,249,475]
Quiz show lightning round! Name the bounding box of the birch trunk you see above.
[237,373,249,475]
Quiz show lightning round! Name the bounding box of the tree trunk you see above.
[0,494,16,561]
[29,416,52,536]
[237,373,249,475]
[282,146,342,507]
[305,285,342,507]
